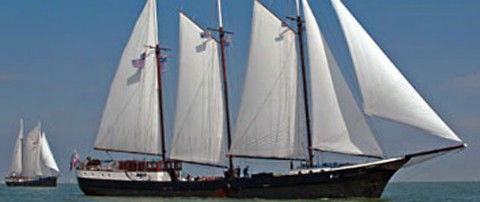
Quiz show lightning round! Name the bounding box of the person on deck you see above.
[235,166,241,178]
[243,166,249,178]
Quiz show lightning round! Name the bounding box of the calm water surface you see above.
[1,182,479,202]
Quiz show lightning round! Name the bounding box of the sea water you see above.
[1,182,479,202]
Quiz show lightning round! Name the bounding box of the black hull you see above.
[5,176,57,187]
[77,158,408,198]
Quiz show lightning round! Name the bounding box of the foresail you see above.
[231,1,302,159]
[8,119,23,175]
[40,132,60,175]
[170,13,225,164]
[332,0,462,143]
[21,123,42,177]
[95,0,162,155]
[303,0,383,157]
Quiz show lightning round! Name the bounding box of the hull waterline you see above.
[77,157,408,198]
[5,176,57,187]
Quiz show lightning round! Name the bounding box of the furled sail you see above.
[94,0,162,155]
[8,119,23,176]
[302,0,383,157]
[40,132,60,175]
[21,123,42,177]
[332,0,462,143]
[170,13,225,164]
[231,1,302,159]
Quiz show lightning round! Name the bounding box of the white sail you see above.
[8,119,23,176]
[40,132,60,175]
[170,13,225,164]
[303,0,383,157]
[231,1,302,159]
[332,0,462,143]
[21,123,42,177]
[95,0,162,155]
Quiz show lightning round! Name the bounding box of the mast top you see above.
[296,0,300,17]
[217,0,224,28]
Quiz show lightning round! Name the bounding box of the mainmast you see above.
[216,0,234,174]
[293,0,314,167]
[154,44,169,161]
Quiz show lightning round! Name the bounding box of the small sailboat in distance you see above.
[76,0,465,198]
[5,120,60,187]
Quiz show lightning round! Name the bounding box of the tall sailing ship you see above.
[76,0,465,198]
[6,120,60,187]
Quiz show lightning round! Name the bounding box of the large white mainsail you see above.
[40,132,60,176]
[302,0,382,157]
[231,1,302,159]
[170,13,225,164]
[8,119,23,176]
[21,123,42,177]
[332,0,462,143]
[94,0,162,155]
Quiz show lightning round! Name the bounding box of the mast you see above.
[216,0,234,174]
[155,44,168,161]
[294,0,314,167]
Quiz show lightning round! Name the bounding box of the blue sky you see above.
[0,0,479,183]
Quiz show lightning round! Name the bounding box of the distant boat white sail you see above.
[332,0,461,143]
[21,123,42,177]
[6,121,59,187]
[8,119,23,176]
[40,132,60,175]
[302,0,383,157]
[94,0,162,155]
[170,12,225,164]
[231,1,302,159]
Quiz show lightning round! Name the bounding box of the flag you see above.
[132,59,145,68]
[132,52,146,68]
[200,31,212,38]
[160,54,168,63]
[160,54,168,73]
[70,149,79,171]
[224,37,232,47]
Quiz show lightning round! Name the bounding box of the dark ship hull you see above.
[5,176,57,187]
[77,157,408,199]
